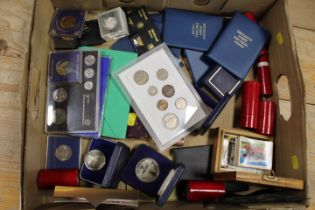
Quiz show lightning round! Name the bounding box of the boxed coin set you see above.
[34,2,305,209]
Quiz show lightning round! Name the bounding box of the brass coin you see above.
[147,44,154,50]
[156,68,168,81]
[162,113,179,130]
[175,97,187,110]
[84,55,96,66]
[103,16,118,30]
[56,60,72,76]
[162,84,175,98]
[84,68,95,79]
[133,70,149,85]
[55,144,72,161]
[137,22,144,29]
[52,108,67,125]
[135,158,160,183]
[157,99,168,111]
[53,88,68,103]
[84,149,106,171]
[147,86,158,96]
[84,81,94,90]
[60,16,77,29]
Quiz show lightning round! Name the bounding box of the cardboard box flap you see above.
[51,0,103,10]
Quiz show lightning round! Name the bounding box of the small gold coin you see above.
[137,22,144,29]
[162,84,175,98]
[60,16,77,29]
[133,70,149,85]
[157,99,168,111]
[56,60,72,76]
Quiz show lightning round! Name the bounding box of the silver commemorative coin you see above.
[175,97,187,110]
[84,149,106,171]
[103,16,118,30]
[84,68,95,79]
[147,86,158,96]
[84,81,94,90]
[84,55,96,66]
[56,60,72,76]
[55,144,72,161]
[157,99,168,111]
[156,68,168,81]
[135,158,160,183]
[52,108,67,125]
[52,88,68,103]
[133,70,149,85]
[162,113,179,130]
[162,84,175,98]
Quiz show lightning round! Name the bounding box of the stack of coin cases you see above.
[97,7,129,41]
[115,43,208,151]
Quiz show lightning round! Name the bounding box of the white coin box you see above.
[116,43,208,151]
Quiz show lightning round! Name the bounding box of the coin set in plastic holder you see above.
[46,136,81,169]
[79,138,130,188]
[97,7,129,41]
[45,50,101,135]
[121,144,184,206]
[116,43,208,151]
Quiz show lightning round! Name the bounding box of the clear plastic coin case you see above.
[115,43,208,151]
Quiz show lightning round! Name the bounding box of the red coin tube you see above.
[186,181,226,202]
[257,100,277,136]
[241,81,261,129]
[257,49,273,96]
[37,169,79,190]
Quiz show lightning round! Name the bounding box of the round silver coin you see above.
[84,68,95,79]
[104,16,118,30]
[84,81,94,90]
[133,70,149,85]
[162,84,175,98]
[147,86,158,96]
[84,149,106,171]
[175,97,187,110]
[52,108,67,125]
[52,88,68,103]
[55,144,72,161]
[157,99,168,111]
[156,68,168,81]
[135,158,160,183]
[84,55,96,66]
[162,113,179,130]
[85,119,91,126]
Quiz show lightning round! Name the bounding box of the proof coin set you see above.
[116,43,208,151]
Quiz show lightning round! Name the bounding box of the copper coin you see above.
[56,60,72,75]
[60,16,77,29]
[157,99,168,111]
[175,97,187,110]
[162,113,179,130]
[135,158,160,183]
[156,68,168,81]
[55,144,72,161]
[84,55,96,66]
[52,108,67,125]
[133,70,149,85]
[84,149,106,171]
[162,84,175,98]
[147,86,158,96]
[53,88,68,103]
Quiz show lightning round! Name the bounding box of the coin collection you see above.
[117,43,208,151]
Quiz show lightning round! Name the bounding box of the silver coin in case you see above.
[52,87,68,103]
[133,70,149,85]
[84,81,94,90]
[162,113,179,130]
[135,158,160,183]
[156,68,168,81]
[84,149,106,171]
[147,86,158,96]
[55,144,72,161]
[103,16,118,30]
[175,97,187,110]
[52,108,67,125]
[84,55,96,66]
[84,68,95,79]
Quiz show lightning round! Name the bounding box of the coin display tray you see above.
[116,43,208,151]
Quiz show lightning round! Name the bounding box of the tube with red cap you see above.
[241,81,261,129]
[257,100,277,136]
[37,169,79,190]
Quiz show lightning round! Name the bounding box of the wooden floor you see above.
[0,0,314,209]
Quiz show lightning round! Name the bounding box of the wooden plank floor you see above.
[0,0,314,209]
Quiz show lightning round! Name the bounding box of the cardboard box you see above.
[24,0,307,209]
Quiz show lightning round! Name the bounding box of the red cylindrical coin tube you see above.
[257,100,277,136]
[186,181,225,202]
[241,81,261,129]
[257,49,273,96]
[244,12,256,22]
[37,169,79,190]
